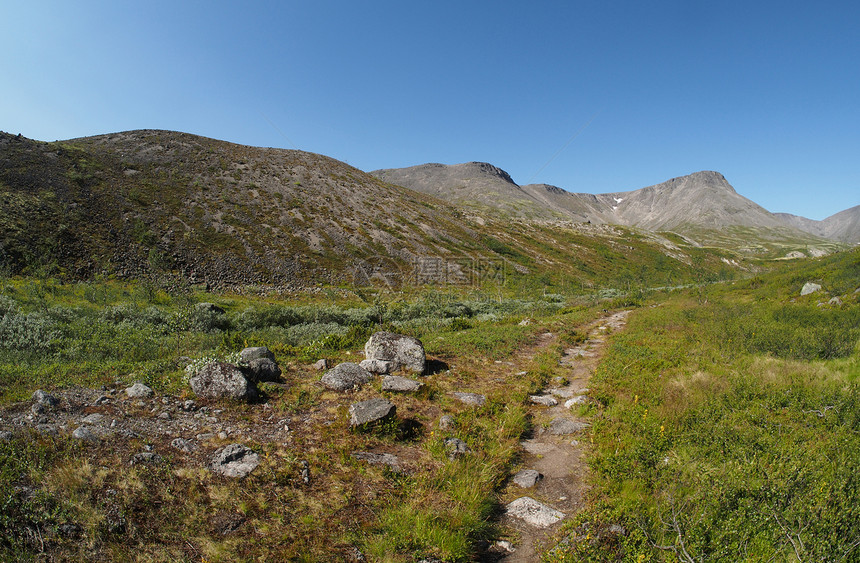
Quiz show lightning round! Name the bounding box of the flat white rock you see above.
[506,497,564,527]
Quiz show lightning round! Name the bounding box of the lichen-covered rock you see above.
[321,362,373,391]
[801,282,822,296]
[359,359,394,375]
[349,398,396,427]
[506,497,564,527]
[125,382,154,398]
[444,437,470,459]
[240,346,275,363]
[244,358,282,382]
[547,418,590,435]
[513,469,543,488]
[381,375,422,392]
[211,443,260,478]
[529,394,558,406]
[364,332,426,374]
[190,362,258,401]
[451,392,486,406]
[32,389,59,408]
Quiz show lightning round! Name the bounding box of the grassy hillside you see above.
[549,247,860,561]
[1,130,766,293]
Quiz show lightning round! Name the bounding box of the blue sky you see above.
[2,1,858,220]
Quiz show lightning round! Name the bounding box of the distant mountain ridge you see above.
[373,164,858,245]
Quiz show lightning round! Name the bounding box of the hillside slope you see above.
[1,130,746,290]
[777,205,860,244]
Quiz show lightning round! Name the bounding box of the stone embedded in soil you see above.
[451,392,486,406]
[82,413,106,425]
[125,383,154,398]
[351,451,401,470]
[171,438,196,452]
[349,398,396,427]
[438,414,455,431]
[32,389,59,407]
[529,394,558,406]
[513,469,543,488]
[211,443,260,478]
[321,362,373,391]
[444,437,470,459]
[548,388,574,399]
[381,375,422,392]
[564,395,589,408]
[313,359,329,371]
[547,418,591,435]
[72,426,98,442]
[506,496,565,528]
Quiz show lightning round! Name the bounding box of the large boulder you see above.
[364,332,426,374]
[321,362,373,391]
[239,347,282,382]
[190,362,258,401]
[349,398,396,427]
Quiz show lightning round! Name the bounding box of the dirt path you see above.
[495,310,630,562]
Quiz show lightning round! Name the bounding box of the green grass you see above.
[548,248,860,561]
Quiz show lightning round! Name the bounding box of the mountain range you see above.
[0,129,855,290]
[372,163,860,245]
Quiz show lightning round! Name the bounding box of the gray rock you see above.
[321,362,373,391]
[548,388,574,399]
[351,451,401,470]
[349,398,396,427]
[171,438,196,452]
[72,426,98,442]
[243,358,282,383]
[211,443,260,478]
[444,437,469,459]
[564,395,589,408]
[32,389,59,407]
[829,297,843,306]
[381,375,423,392]
[801,282,822,296]
[195,302,226,315]
[529,394,558,406]
[0,430,12,441]
[82,413,106,425]
[313,359,329,371]
[190,362,258,401]
[239,346,275,363]
[451,392,486,406]
[548,418,591,435]
[359,359,395,375]
[364,331,426,374]
[506,496,564,528]
[513,469,543,488]
[438,414,455,431]
[131,452,163,465]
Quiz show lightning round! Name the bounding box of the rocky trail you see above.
[495,310,630,561]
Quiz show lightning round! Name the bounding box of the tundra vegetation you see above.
[0,247,858,561]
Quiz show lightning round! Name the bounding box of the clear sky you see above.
[2,0,858,220]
